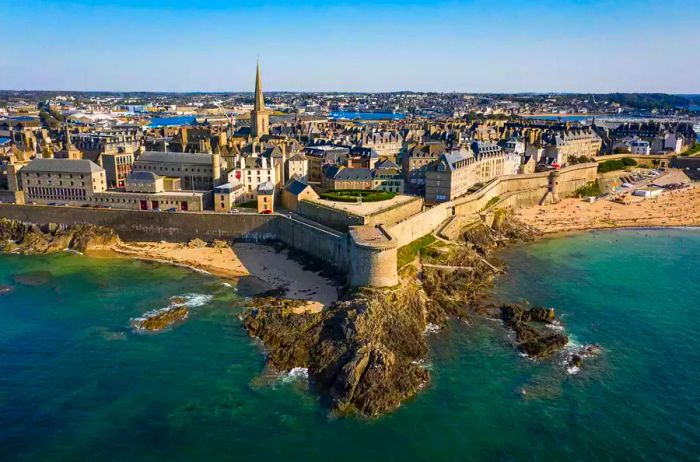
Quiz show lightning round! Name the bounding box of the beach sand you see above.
[516,184,700,234]
[92,241,338,312]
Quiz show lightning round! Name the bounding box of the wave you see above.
[282,367,309,383]
[170,293,213,308]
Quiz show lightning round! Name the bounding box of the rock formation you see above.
[500,304,568,358]
[243,280,431,417]
[0,218,119,254]
[131,305,189,332]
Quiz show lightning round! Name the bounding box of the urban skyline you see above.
[3,0,700,93]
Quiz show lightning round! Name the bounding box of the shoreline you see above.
[515,184,700,236]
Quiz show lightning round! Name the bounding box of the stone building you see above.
[542,127,602,165]
[257,181,275,213]
[214,181,246,212]
[401,141,445,185]
[227,154,276,201]
[372,159,404,193]
[20,158,107,204]
[285,152,308,183]
[425,149,475,203]
[305,145,349,182]
[133,151,221,191]
[281,178,319,211]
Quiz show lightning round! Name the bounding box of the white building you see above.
[227,155,276,201]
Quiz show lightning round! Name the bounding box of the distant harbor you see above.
[329,111,406,121]
[148,115,197,127]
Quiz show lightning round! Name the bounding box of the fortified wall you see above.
[0,163,595,288]
[0,204,347,275]
[389,163,597,246]
[297,196,423,232]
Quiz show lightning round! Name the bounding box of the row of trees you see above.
[597,157,637,173]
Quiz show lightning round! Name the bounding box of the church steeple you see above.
[254,61,265,111]
[251,61,270,139]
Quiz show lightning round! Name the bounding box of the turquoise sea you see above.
[1,229,699,461]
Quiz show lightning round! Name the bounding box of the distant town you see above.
[1,64,699,220]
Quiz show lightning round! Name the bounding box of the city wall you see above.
[0,204,351,275]
[297,196,423,232]
[389,163,597,246]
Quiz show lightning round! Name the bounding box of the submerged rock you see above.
[12,271,53,287]
[0,284,13,295]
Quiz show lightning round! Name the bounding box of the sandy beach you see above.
[92,241,338,312]
[516,184,700,234]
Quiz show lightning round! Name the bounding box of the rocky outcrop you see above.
[500,304,568,358]
[0,218,119,254]
[131,301,190,331]
[243,281,431,417]
[421,212,537,326]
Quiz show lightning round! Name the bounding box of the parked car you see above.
[260,209,273,215]
[166,208,177,213]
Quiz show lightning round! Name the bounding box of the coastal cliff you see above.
[242,210,567,416]
[244,279,431,416]
[0,218,120,254]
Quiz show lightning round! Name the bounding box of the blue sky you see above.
[2,0,699,93]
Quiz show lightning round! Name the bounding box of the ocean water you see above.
[328,111,406,120]
[1,230,699,461]
[148,115,197,127]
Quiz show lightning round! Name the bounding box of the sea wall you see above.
[0,204,351,274]
[389,163,597,246]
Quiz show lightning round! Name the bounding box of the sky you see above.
[2,0,699,93]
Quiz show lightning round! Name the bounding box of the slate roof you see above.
[284,178,310,195]
[137,151,213,165]
[127,170,161,182]
[257,181,275,194]
[22,158,104,174]
[333,167,373,181]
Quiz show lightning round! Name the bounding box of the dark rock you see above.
[131,305,189,332]
[499,304,568,358]
[12,271,53,286]
[242,283,430,417]
[0,218,119,254]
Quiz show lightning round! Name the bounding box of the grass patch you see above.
[682,142,700,156]
[237,200,258,209]
[320,189,396,202]
[576,181,602,197]
[481,195,500,211]
[397,234,437,269]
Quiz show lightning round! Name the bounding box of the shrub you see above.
[597,158,635,173]
[576,181,602,197]
[320,189,396,203]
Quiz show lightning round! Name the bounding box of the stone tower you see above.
[250,61,270,139]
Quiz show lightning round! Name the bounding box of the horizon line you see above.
[2,89,699,96]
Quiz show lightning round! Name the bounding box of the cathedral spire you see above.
[254,61,265,111]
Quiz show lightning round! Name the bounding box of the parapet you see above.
[348,225,399,287]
